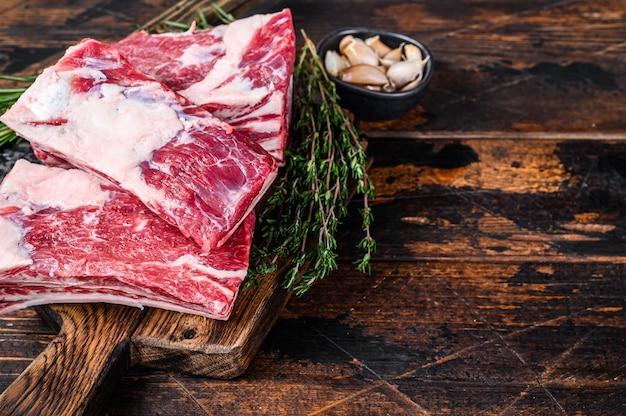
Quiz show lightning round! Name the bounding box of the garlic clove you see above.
[386,59,423,89]
[402,43,423,62]
[382,47,403,63]
[380,58,399,68]
[365,35,392,57]
[324,50,351,77]
[342,37,380,67]
[338,35,354,54]
[399,72,424,91]
[340,64,389,86]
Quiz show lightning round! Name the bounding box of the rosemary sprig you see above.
[0,75,36,147]
[246,32,375,295]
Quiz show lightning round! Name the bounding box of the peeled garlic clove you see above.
[402,43,423,62]
[365,35,392,57]
[324,50,350,77]
[386,59,423,89]
[342,37,380,67]
[340,64,389,86]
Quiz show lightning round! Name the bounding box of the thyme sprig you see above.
[246,32,375,295]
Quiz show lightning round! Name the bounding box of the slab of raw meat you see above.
[114,9,295,165]
[0,159,255,319]
[0,38,277,252]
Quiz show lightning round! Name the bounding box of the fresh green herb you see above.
[158,20,194,31]
[144,3,233,32]
[0,75,36,147]
[210,4,235,25]
[245,32,375,295]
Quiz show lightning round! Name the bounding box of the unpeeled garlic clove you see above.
[380,58,398,68]
[342,37,380,67]
[339,35,355,54]
[399,72,424,91]
[340,64,389,86]
[324,33,429,93]
[365,35,392,57]
[324,50,351,77]
[381,47,402,64]
[402,43,423,62]
[386,59,423,89]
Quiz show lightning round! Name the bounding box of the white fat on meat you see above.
[178,42,224,69]
[178,20,261,100]
[0,159,110,212]
[113,9,296,165]
[7,69,182,206]
[0,217,32,273]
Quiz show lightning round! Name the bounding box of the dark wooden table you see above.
[1,0,626,414]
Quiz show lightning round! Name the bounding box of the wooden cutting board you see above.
[0,260,292,415]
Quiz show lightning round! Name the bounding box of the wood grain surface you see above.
[0,304,143,415]
[1,0,626,414]
[130,261,292,378]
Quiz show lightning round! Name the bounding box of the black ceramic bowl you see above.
[317,27,434,122]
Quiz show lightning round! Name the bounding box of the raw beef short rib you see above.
[0,38,277,252]
[0,160,254,319]
[114,9,295,165]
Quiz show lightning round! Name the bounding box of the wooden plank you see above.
[0,304,143,416]
[364,131,626,141]
[0,309,55,393]
[333,138,626,264]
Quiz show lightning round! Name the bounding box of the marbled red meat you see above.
[0,160,253,319]
[114,9,295,165]
[0,38,277,252]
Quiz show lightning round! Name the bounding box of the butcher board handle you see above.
[0,303,144,416]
